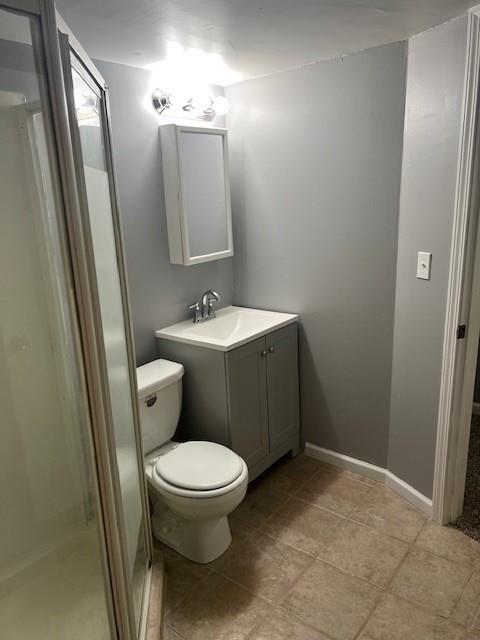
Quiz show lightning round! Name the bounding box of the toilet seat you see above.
[150,443,248,499]
[155,441,243,491]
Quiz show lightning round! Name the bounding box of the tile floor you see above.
[159,453,480,640]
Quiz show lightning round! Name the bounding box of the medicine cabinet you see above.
[160,124,233,266]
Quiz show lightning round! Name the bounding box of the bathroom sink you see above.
[155,305,298,351]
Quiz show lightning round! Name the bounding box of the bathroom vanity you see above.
[155,306,300,481]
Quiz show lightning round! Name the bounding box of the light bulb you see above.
[152,89,172,113]
[212,96,230,116]
[189,94,212,113]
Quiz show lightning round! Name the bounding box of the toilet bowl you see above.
[137,359,248,564]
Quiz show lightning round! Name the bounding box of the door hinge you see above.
[457,324,466,339]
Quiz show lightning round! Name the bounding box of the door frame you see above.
[433,5,480,524]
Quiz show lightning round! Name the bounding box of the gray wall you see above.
[98,20,468,497]
[96,60,234,365]
[388,16,468,497]
[226,42,407,467]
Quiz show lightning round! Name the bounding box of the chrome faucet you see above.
[188,289,221,323]
[201,289,221,319]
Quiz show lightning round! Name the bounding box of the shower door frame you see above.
[0,1,153,638]
[57,21,154,638]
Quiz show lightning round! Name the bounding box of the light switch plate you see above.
[417,251,432,280]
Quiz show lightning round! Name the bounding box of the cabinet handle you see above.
[261,349,267,357]
[268,346,275,353]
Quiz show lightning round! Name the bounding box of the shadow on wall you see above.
[298,324,337,453]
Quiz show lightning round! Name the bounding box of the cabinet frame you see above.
[159,124,233,266]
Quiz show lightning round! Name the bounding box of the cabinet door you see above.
[266,324,300,450]
[226,337,269,467]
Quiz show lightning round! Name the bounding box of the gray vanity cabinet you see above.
[157,322,300,480]
[226,337,270,467]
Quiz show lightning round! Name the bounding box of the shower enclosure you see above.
[0,1,153,638]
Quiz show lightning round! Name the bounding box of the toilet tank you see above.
[136,359,184,454]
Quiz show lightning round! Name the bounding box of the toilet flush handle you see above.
[145,393,157,407]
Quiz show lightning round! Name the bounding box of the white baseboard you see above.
[304,442,433,517]
[472,402,480,415]
[304,443,386,483]
[384,471,432,516]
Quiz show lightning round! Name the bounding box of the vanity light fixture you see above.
[152,89,230,119]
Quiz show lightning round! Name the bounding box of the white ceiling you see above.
[55,0,478,85]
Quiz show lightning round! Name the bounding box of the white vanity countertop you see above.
[155,305,298,352]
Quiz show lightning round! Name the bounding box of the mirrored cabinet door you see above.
[160,124,233,266]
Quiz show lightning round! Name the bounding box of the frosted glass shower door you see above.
[62,52,150,632]
[0,7,112,639]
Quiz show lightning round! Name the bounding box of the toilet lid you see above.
[154,441,243,491]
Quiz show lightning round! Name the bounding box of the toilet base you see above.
[151,508,232,564]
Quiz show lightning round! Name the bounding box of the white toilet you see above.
[137,358,248,564]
